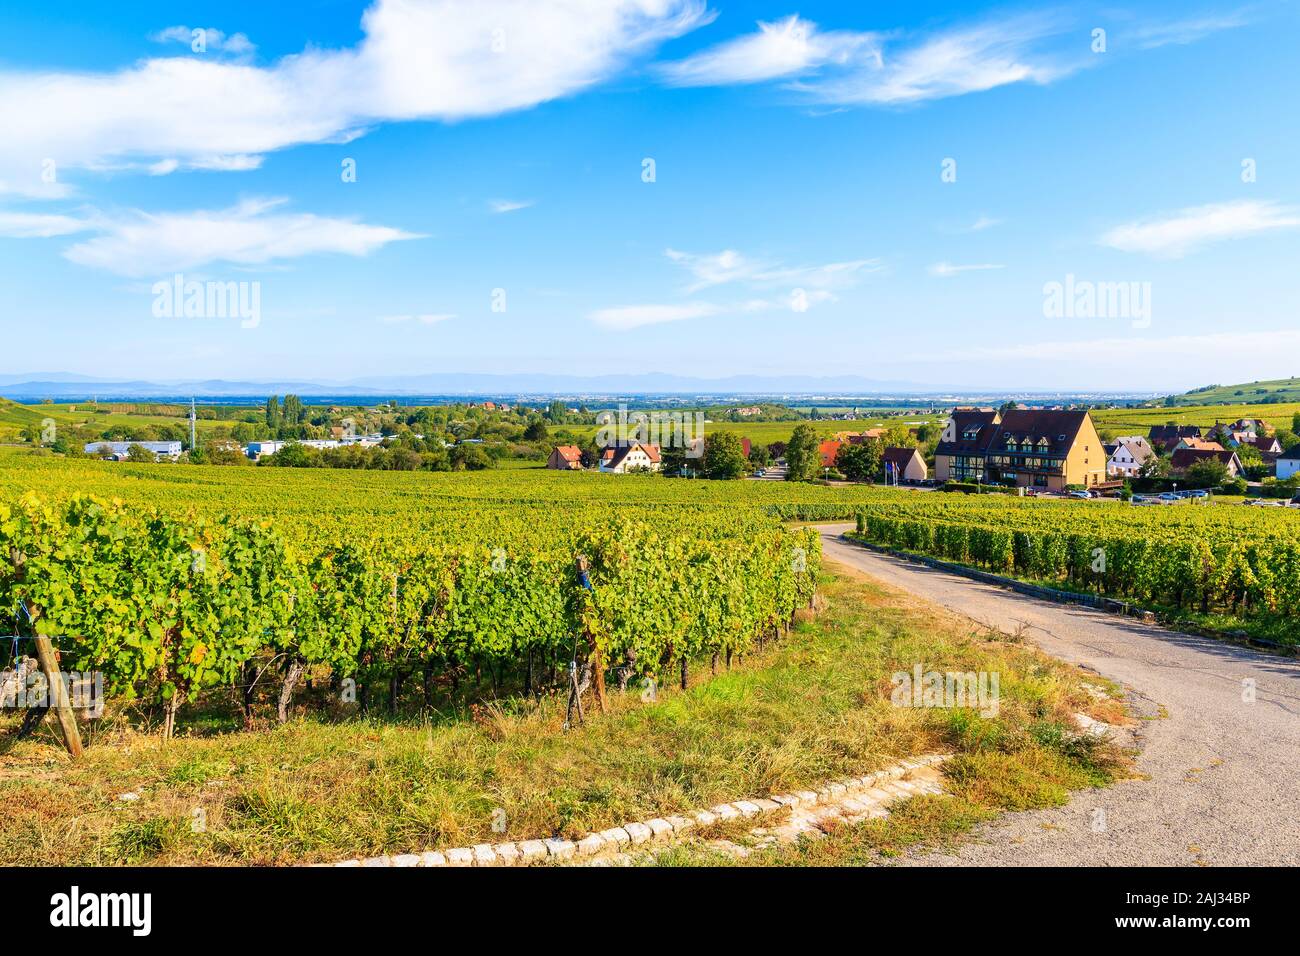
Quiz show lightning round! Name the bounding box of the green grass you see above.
[0,565,1128,866]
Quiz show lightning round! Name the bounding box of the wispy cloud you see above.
[664,12,1082,106]
[0,210,93,238]
[664,247,881,292]
[150,26,257,58]
[1129,10,1252,49]
[661,7,1253,109]
[659,15,878,86]
[1100,199,1300,258]
[589,301,726,330]
[60,197,421,277]
[488,199,535,214]
[966,215,1002,232]
[0,0,711,197]
[928,261,1005,277]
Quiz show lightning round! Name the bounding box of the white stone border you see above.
[328,753,951,867]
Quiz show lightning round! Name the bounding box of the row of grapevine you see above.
[855,511,1300,619]
[1,493,820,736]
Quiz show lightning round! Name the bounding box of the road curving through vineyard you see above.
[818,524,1300,865]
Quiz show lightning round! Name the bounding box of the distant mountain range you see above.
[0,371,1158,402]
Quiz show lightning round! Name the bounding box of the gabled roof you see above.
[1149,424,1202,439]
[1278,445,1300,461]
[936,409,1000,457]
[994,409,1093,456]
[601,442,661,469]
[882,446,921,468]
[1179,437,1225,451]
[552,445,582,462]
[1112,437,1155,463]
[1170,448,1241,470]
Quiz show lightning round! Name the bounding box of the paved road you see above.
[817,524,1300,866]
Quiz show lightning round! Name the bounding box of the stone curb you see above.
[326,753,951,868]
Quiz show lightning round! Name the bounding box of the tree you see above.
[265,396,282,430]
[283,394,305,426]
[546,400,567,424]
[1141,455,1170,480]
[1185,459,1230,489]
[748,442,771,468]
[451,443,492,470]
[125,444,157,463]
[703,432,747,479]
[523,419,549,442]
[836,439,882,482]
[784,424,821,481]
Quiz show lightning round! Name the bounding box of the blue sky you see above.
[1,0,1298,391]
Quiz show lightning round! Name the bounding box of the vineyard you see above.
[0,452,830,738]
[851,494,1300,639]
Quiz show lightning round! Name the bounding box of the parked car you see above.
[1158,492,1180,503]
[1188,490,1209,499]
[1068,491,1091,499]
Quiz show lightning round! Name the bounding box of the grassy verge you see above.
[846,532,1298,650]
[0,566,1129,866]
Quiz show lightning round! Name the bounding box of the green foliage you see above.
[836,439,882,482]
[702,431,748,479]
[784,424,820,482]
[0,487,821,735]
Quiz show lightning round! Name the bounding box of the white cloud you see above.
[965,215,1002,232]
[928,261,1005,277]
[664,247,880,292]
[1130,11,1251,49]
[665,13,1082,106]
[0,210,92,238]
[1100,200,1300,258]
[150,26,257,58]
[488,199,535,214]
[0,0,711,196]
[662,9,1251,109]
[381,313,456,325]
[659,15,878,86]
[805,16,1076,106]
[589,302,726,330]
[61,197,421,277]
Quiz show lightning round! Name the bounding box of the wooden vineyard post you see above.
[32,634,84,758]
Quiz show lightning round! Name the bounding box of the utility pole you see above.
[189,397,197,452]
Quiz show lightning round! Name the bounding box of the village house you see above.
[1147,424,1202,453]
[1170,447,1243,477]
[882,446,928,482]
[1175,436,1225,452]
[1277,446,1300,481]
[84,440,183,460]
[1251,435,1284,455]
[934,408,1000,483]
[818,440,841,469]
[599,442,661,474]
[1106,436,1155,478]
[935,408,1106,491]
[546,445,584,470]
